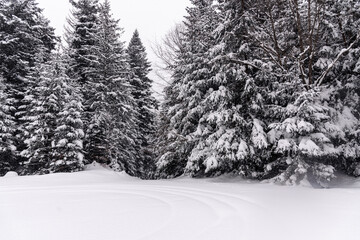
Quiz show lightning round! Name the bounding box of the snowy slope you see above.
[1,165,360,240]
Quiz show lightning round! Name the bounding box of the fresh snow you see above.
[299,137,320,154]
[1,165,360,240]
[3,171,18,178]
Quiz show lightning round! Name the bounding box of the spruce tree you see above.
[21,52,85,174]
[328,0,360,177]
[20,52,62,174]
[200,0,360,184]
[85,0,140,175]
[156,0,219,178]
[66,0,106,165]
[0,0,57,169]
[127,29,158,178]
[66,0,99,84]
[157,0,360,184]
[185,0,265,177]
[0,75,16,176]
[51,56,85,173]
[246,0,360,184]
[20,52,58,174]
[0,0,56,82]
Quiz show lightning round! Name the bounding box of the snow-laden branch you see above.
[297,46,310,86]
[227,57,284,78]
[315,33,360,86]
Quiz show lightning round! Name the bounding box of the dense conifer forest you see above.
[0,0,359,186]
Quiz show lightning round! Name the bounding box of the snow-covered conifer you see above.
[184,0,268,177]
[127,29,158,178]
[85,0,140,175]
[20,52,85,174]
[66,0,111,165]
[47,53,85,173]
[21,52,61,174]
[0,0,56,82]
[247,0,360,184]
[0,75,16,176]
[0,0,57,166]
[157,0,360,184]
[156,0,219,178]
[66,0,99,84]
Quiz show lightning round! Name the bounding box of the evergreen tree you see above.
[0,0,56,82]
[82,0,117,165]
[51,56,85,173]
[0,0,57,169]
[328,0,360,177]
[185,0,265,177]
[86,0,140,175]
[21,52,85,174]
[200,0,360,184]
[127,29,158,178]
[246,0,360,184]
[66,0,107,166]
[156,0,219,178]
[66,0,99,84]
[157,0,360,185]
[20,52,60,174]
[0,74,16,176]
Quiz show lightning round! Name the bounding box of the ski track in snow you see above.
[1,185,258,239]
[1,169,360,240]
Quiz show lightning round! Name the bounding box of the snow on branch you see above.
[315,32,360,87]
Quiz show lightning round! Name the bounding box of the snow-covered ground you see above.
[1,165,360,240]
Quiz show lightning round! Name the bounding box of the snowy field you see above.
[1,165,360,240]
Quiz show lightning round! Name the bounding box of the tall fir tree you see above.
[156,0,219,178]
[185,0,266,177]
[0,0,56,82]
[20,52,59,174]
[0,74,16,176]
[0,0,57,171]
[157,0,360,184]
[84,0,140,175]
[66,0,99,84]
[83,0,120,165]
[244,0,360,184]
[127,29,158,178]
[20,52,85,174]
[66,0,106,165]
[50,55,85,173]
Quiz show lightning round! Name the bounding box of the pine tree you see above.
[127,29,158,178]
[328,0,360,177]
[66,0,108,165]
[205,0,360,184]
[82,0,116,165]
[0,74,16,176]
[247,0,360,184]
[156,0,360,184]
[85,0,140,175]
[21,52,85,174]
[20,52,62,174]
[156,0,219,178]
[185,0,264,177]
[51,56,85,173]
[0,0,57,169]
[66,0,99,84]
[0,0,56,82]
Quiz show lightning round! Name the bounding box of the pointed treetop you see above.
[127,29,151,78]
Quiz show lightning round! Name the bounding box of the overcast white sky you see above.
[36,0,191,97]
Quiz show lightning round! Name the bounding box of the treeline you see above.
[156,0,360,185]
[0,0,157,179]
[0,0,360,186]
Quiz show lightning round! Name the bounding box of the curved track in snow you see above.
[1,168,360,240]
